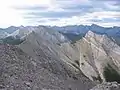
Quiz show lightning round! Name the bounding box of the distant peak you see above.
[91,24,104,28]
[6,26,18,29]
[19,25,24,28]
[85,30,96,37]
[85,30,107,41]
[91,24,98,26]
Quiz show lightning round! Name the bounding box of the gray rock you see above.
[90,82,120,90]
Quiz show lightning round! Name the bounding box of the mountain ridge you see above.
[0,25,120,90]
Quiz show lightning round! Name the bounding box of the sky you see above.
[0,0,120,28]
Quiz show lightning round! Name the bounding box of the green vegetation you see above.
[103,64,120,83]
[0,36,24,45]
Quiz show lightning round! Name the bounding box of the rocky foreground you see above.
[0,45,95,90]
[91,82,120,90]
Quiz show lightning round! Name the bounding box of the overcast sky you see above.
[0,0,120,27]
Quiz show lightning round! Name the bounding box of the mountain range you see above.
[0,24,120,38]
[0,25,120,90]
[0,24,120,44]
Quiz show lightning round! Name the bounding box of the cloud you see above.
[89,18,120,23]
[25,8,92,18]
[15,6,48,11]
[0,0,120,27]
[34,11,120,27]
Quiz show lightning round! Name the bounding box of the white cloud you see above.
[1,0,54,7]
[0,1,24,27]
[86,11,120,19]
[105,3,120,10]
[0,0,55,27]
[36,11,120,27]
[0,0,120,27]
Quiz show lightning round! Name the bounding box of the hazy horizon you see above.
[1,24,120,29]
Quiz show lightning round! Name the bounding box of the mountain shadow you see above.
[0,36,24,45]
[103,64,120,83]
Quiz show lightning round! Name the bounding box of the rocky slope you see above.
[19,26,120,83]
[1,25,120,90]
[91,82,120,90]
[73,31,120,82]
[0,44,95,90]
[0,26,96,90]
[8,26,35,39]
